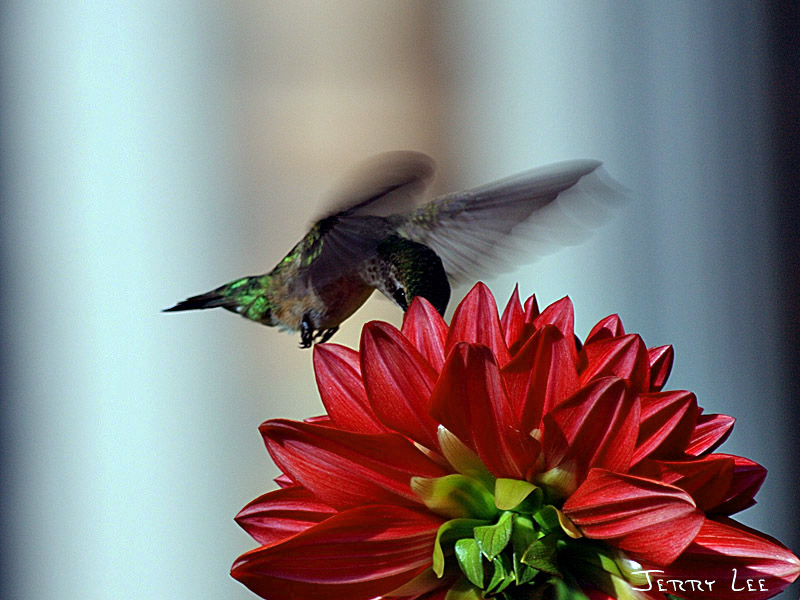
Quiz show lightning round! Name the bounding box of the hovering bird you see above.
[165,152,615,348]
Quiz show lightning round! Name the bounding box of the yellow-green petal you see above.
[412,474,498,520]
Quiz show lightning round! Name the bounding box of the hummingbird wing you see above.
[316,151,436,218]
[396,159,625,285]
[303,151,437,289]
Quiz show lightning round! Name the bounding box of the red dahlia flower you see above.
[232,283,800,600]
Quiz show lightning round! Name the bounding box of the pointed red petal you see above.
[708,454,767,515]
[632,391,699,466]
[655,517,800,599]
[542,377,639,483]
[232,504,443,600]
[314,344,390,434]
[500,284,526,352]
[235,486,337,546]
[502,325,579,433]
[631,455,735,512]
[260,419,448,510]
[523,293,540,323]
[429,343,540,480]
[274,473,295,488]
[580,334,651,392]
[647,345,674,392]
[686,413,735,456]
[507,293,541,352]
[445,283,511,367]
[562,469,704,565]
[401,296,449,373]
[360,322,441,449]
[533,296,577,363]
[304,414,334,425]
[584,314,625,345]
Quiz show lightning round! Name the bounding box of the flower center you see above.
[410,429,647,599]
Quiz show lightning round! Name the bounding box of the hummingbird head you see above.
[379,236,451,317]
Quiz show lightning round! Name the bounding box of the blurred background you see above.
[1,1,797,598]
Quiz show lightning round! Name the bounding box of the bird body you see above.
[165,152,613,347]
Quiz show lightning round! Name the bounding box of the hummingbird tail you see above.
[163,289,238,313]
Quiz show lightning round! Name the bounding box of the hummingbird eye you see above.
[392,287,408,311]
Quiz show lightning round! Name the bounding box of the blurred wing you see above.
[301,214,391,291]
[316,151,436,218]
[397,159,626,285]
[304,151,436,289]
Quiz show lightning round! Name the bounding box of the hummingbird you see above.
[165,152,613,348]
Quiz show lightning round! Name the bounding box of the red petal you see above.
[314,344,390,434]
[708,454,767,515]
[401,296,448,373]
[647,345,674,392]
[584,314,625,345]
[580,334,651,392]
[654,517,800,599]
[542,377,639,483]
[686,413,735,456]
[429,343,540,480]
[274,473,295,488]
[445,283,511,367]
[235,486,337,546]
[500,284,526,352]
[632,390,699,466]
[304,414,334,425]
[260,419,448,509]
[361,322,441,449]
[562,469,704,565]
[632,455,734,512]
[533,296,577,363]
[523,293,540,323]
[505,293,541,352]
[502,325,579,433]
[232,504,443,600]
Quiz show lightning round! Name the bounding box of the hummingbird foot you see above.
[315,327,339,344]
[300,315,314,349]
[299,316,340,348]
